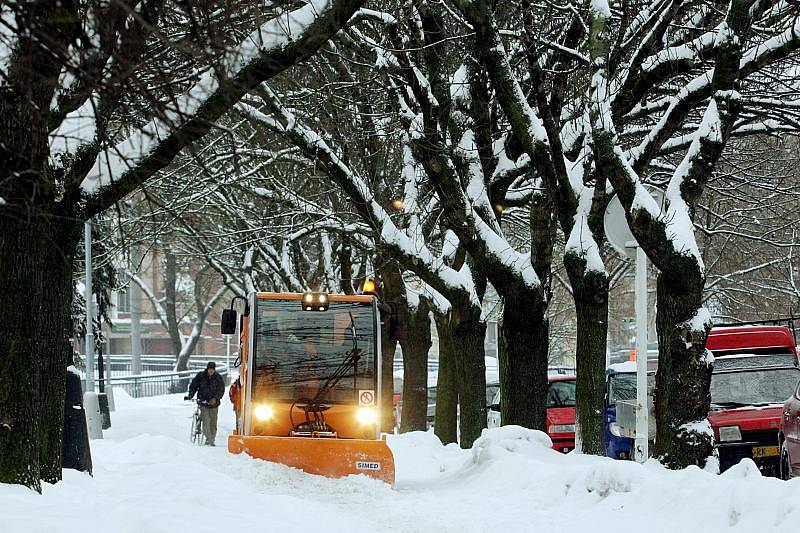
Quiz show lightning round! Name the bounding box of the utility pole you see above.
[130,246,143,376]
[84,221,95,393]
[84,220,103,439]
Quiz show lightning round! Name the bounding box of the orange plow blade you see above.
[228,435,395,485]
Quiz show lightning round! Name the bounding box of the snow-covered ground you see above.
[4,392,800,533]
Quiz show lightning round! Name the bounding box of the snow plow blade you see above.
[228,435,395,484]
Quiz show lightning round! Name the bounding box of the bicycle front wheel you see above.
[190,412,202,444]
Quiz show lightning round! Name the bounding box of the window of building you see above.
[116,288,130,313]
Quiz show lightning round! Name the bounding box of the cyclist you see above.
[185,362,225,446]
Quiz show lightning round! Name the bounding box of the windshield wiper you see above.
[303,312,362,429]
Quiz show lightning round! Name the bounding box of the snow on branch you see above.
[82,1,334,193]
[0,6,16,85]
[663,100,723,272]
[565,186,607,275]
[739,17,800,74]
[245,85,480,305]
[80,0,364,217]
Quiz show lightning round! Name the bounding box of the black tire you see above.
[780,439,794,480]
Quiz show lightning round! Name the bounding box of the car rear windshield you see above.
[252,298,376,404]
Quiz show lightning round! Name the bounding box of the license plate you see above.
[752,446,779,458]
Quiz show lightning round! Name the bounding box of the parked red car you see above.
[706,322,799,476]
[487,375,576,453]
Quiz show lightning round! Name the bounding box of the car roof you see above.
[708,325,796,354]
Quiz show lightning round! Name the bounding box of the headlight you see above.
[356,407,377,424]
[549,424,576,434]
[718,425,741,442]
[254,404,274,421]
[610,422,622,437]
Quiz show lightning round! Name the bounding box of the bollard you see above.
[98,392,111,430]
[64,367,93,473]
[84,392,104,440]
[106,386,116,412]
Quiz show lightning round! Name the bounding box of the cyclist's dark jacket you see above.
[188,371,225,407]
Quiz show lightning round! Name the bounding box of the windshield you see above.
[487,381,576,409]
[547,380,576,408]
[711,367,799,406]
[252,298,376,404]
[607,373,655,406]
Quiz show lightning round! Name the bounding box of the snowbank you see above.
[5,394,800,532]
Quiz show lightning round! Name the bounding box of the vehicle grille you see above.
[740,429,779,446]
[717,428,780,476]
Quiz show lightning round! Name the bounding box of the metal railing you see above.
[92,354,233,378]
[87,360,228,399]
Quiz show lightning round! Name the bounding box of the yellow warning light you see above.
[362,279,377,295]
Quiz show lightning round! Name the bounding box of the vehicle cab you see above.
[707,324,799,476]
[487,374,576,453]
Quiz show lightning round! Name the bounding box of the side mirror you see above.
[221,309,237,335]
[378,302,406,341]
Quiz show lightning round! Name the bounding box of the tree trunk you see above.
[451,303,487,448]
[174,330,199,372]
[376,259,404,433]
[399,300,431,432]
[569,268,609,455]
[164,252,183,359]
[653,267,713,468]
[380,319,398,434]
[433,311,458,444]
[0,214,78,489]
[498,289,548,431]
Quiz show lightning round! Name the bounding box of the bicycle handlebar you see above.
[186,397,217,407]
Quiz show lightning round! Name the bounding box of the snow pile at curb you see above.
[470,425,552,464]
[385,426,800,532]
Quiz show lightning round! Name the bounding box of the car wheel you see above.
[780,439,794,480]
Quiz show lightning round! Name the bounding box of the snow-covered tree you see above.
[454,0,800,463]
[0,0,365,490]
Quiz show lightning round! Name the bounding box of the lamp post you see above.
[84,220,95,393]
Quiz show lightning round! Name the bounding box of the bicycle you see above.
[188,400,206,445]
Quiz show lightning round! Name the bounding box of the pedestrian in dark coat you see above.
[185,362,225,445]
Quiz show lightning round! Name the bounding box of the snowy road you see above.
[4,391,800,533]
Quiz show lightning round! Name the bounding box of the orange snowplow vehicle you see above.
[221,291,395,484]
